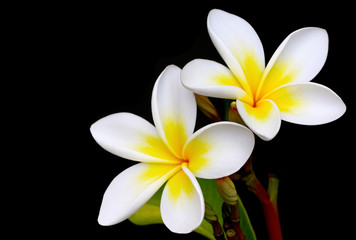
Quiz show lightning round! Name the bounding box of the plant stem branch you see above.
[242,156,282,240]
[222,203,239,240]
[210,221,226,240]
[230,204,246,240]
[204,201,225,240]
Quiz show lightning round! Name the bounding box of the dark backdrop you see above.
[23,2,354,239]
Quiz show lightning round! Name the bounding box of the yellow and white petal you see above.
[98,163,181,226]
[181,59,252,103]
[160,166,204,233]
[236,99,281,141]
[152,65,197,158]
[207,9,265,97]
[258,27,328,99]
[265,82,346,125]
[90,112,180,164]
[182,122,254,179]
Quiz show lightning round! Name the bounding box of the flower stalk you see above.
[241,156,282,240]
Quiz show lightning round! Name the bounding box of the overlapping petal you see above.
[161,166,204,233]
[181,59,253,104]
[98,163,181,226]
[207,9,265,97]
[181,9,344,142]
[265,82,346,125]
[90,113,180,163]
[183,122,255,178]
[257,27,328,99]
[152,65,197,158]
[236,99,281,141]
[92,50,257,235]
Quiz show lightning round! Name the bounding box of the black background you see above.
[15,2,354,239]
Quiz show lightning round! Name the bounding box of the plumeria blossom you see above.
[90,65,255,233]
[181,9,346,140]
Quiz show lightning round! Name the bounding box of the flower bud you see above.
[194,94,221,122]
[216,177,238,206]
[204,201,218,223]
[229,101,245,126]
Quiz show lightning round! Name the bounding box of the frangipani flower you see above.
[90,65,255,233]
[181,9,346,140]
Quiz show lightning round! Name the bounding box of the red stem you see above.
[243,157,282,240]
[252,177,282,240]
[230,204,246,240]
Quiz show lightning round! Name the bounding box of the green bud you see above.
[216,177,238,206]
[204,201,218,222]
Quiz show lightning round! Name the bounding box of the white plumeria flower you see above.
[90,65,255,233]
[181,9,346,140]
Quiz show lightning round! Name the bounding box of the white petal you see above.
[207,9,265,96]
[265,82,346,125]
[258,27,328,99]
[98,163,180,226]
[236,99,281,141]
[152,65,197,158]
[90,112,180,163]
[183,122,255,179]
[160,166,204,233]
[181,59,253,104]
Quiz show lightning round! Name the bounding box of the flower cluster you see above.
[90,9,345,236]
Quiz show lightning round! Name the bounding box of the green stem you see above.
[242,156,282,240]
[267,174,279,213]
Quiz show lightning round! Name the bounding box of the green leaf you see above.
[236,192,257,240]
[128,182,215,239]
[129,179,256,240]
[197,179,257,240]
[197,178,224,240]
[128,185,164,226]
